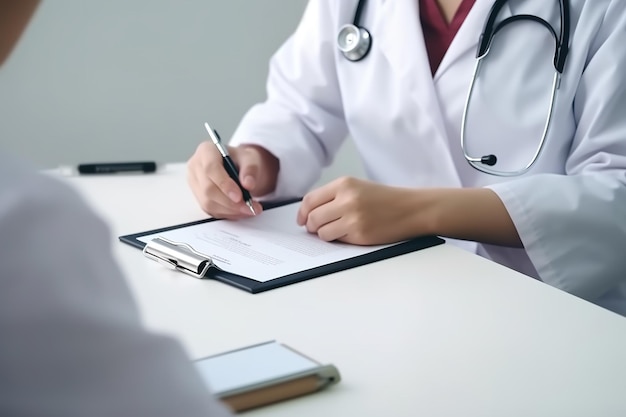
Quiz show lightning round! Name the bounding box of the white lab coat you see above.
[230,0,626,315]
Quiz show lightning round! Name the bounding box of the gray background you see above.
[0,0,363,183]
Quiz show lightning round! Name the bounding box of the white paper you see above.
[138,202,394,282]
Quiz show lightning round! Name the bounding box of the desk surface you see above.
[60,164,626,417]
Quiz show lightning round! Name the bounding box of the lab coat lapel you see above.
[435,0,512,81]
[374,0,462,186]
[374,0,425,86]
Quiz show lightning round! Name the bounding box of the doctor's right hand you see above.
[187,141,279,219]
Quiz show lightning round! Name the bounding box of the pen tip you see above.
[247,201,257,216]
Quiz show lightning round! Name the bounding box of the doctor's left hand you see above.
[296,177,434,245]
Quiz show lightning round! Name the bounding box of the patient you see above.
[0,2,231,416]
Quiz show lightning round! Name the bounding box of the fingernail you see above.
[240,206,253,215]
[243,175,256,189]
[228,192,239,202]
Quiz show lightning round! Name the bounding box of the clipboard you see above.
[119,199,445,293]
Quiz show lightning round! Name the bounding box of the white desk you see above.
[61,163,626,417]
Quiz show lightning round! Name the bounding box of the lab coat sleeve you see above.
[229,0,349,198]
[0,166,232,417]
[487,3,626,304]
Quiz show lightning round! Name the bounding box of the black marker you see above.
[77,161,157,174]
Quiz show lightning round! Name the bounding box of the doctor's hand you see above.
[187,142,279,219]
[296,177,435,246]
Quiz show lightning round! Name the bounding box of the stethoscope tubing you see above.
[462,0,570,176]
[461,61,562,177]
[338,0,571,176]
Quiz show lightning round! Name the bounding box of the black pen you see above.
[204,122,256,215]
[77,161,157,174]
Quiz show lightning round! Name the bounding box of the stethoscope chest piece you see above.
[337,24,371,62]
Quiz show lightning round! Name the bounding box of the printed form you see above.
[138,203,393,282]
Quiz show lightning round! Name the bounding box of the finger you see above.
[187,160,216,211]
[314,217,348,242]
[200,184,263,218]
[222,148,266,216]
[303,198,344,234]
[193,180,243,218]
[195,170,240,212]
[297,184,337,226]
[208,200,247,219]
[196,141,246,204]
[187,143,246,214]
[208,198,263,219]
[233,145,281,197]
[234,200,261,217]
[231,146,260,193]
[247,200,264,216]
[190,156,263,219]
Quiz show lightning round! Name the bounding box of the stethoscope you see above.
[337,0,571,176]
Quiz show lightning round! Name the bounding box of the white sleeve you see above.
[229,0,348,198]
[488,2,626,303]
[0,167,232,417]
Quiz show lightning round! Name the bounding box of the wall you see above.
[0,0,363,184]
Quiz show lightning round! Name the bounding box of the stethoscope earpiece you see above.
[337,24,371,62]
[481,155,497,166]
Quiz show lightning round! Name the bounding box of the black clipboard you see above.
[119,199,445,294]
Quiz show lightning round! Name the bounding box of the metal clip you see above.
[143,237,216,279]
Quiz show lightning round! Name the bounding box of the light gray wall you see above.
[0,0,363,184]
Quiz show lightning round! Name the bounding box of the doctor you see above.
[187,0,626,315]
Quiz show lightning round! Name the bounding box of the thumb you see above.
[230,146,260,192]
